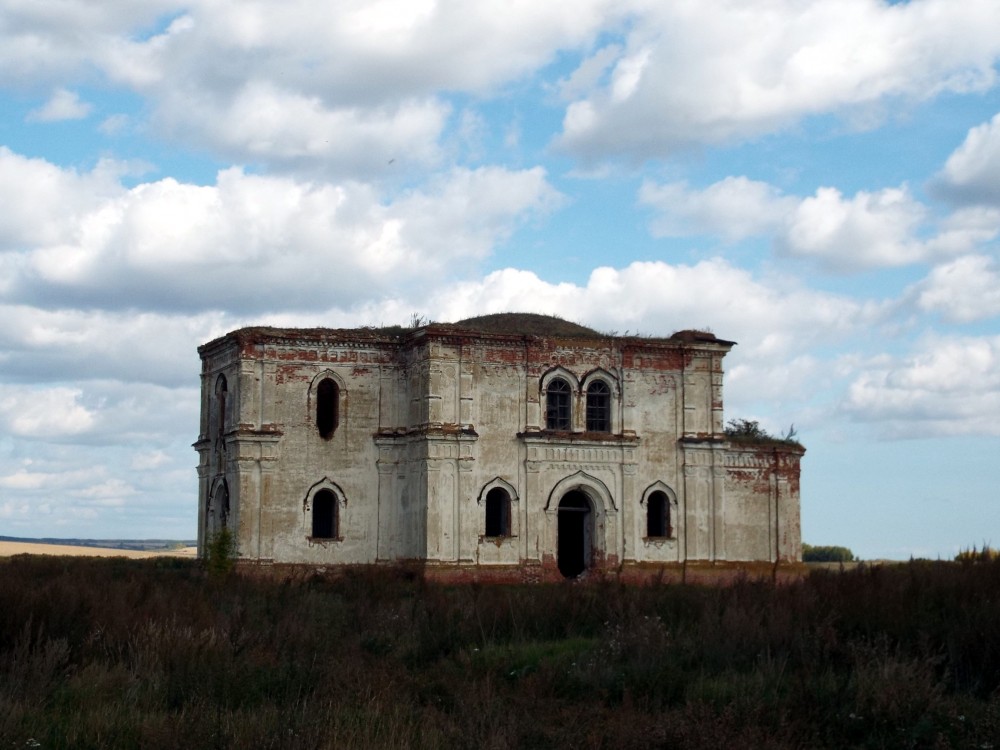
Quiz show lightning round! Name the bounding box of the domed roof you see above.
[452,313,602,337]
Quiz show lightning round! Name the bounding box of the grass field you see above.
[1,554,999,749]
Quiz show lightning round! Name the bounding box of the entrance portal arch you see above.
[546,471,615,579]
[557,490,593,578]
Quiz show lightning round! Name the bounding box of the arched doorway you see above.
[558,490,593,578]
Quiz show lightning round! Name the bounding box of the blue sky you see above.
[1,0,999,559]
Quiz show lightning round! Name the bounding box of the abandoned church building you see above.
[195,314,804,580]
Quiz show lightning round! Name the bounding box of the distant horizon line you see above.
[0,535,196,547]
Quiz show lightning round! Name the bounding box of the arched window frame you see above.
[540,368,579,432]
[303,478,348,542]
[547,378,572,430]
[309,370,347,440]
[581,370,617,434]
[641,482,678,541]
[477,478,520,540]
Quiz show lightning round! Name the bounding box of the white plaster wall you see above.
[196,327,801,568]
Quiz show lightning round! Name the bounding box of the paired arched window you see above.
[546,378,572,430]
[586,380,611,432]
[484,487,511,537]
[646,490,672,539]
[316,378,339,439]
[544,372,616,432]
[312,489,338,539]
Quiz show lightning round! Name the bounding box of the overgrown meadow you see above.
[2,555,1000,749]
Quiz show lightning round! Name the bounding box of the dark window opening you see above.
[484,487,511,537]
[215,375,228,438]
[316,378,339,439]
[647,491,671,538]
[312,489,337,539]
[208,481,230,534]
[546,378,571,430]
[586,380,611,432]
[558,490,591,578]
[216,484,230,530]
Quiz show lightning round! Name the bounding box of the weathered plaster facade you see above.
[194,315,804,580]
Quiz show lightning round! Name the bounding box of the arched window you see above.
[316,378,339,439]
[646,491,671,538]
[312,489,337,539]
[484,487,511,537]
[215,374,228,438]
[586,380,611,432]
[546,378,572,430]
[207,479,230,536]
[214,482,230,529]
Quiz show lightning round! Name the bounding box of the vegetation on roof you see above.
[669,328,718,343]
[724,418,803,448]
[450,315,729,344]
[212,314,732,347]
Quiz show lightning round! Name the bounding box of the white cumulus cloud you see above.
[0,386,96,438]
[640,176,796,241]
[557,0,1000,160]
[0,150,562,315]
[641,176,998,271]
[9,0,614,178]
[780,186,928,270]
[0,148,126,251]
[935,112,1000,206]
[26,88,92,122]
[844,335,1000,437]
[908,255,1000,323]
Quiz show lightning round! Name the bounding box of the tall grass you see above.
[1,556,999,748]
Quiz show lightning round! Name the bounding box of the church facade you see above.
[194,314,804,580]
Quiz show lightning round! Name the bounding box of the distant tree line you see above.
[803,543,856,563]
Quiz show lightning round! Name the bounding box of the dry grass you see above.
[3,556,1000,748]
[0,541,197,559]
